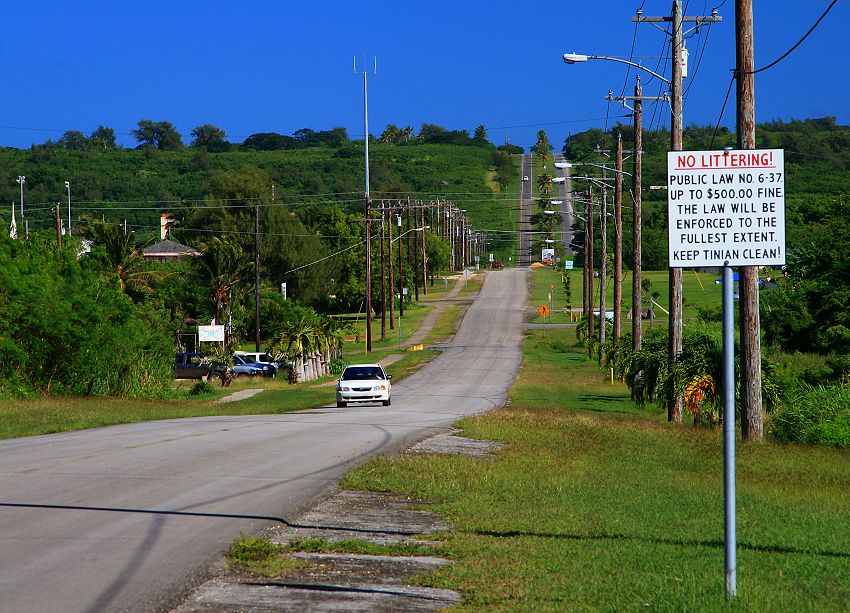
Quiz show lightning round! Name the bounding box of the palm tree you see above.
[85,220,165,295]
[194,236,253,327]
[536,173,553,196]
[268,315,316,383]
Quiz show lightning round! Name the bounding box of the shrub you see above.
[770,384,850,447]
[189,381,215,396]
[328,357,347,376]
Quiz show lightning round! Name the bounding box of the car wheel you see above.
[382,396,391,406]
[337,401,347,408]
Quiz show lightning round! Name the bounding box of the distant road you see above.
[0,268,528,613]
[518,154,532,266]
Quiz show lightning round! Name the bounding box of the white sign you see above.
[564,260,574,270]
[489,253,494,262]
[280,282,287,300]
[198,325,225,342]
[668,149,785,268]
[541,248,555,263]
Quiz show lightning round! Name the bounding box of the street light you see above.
[16,176,25,218]
[562,53,671,84]
[555,161,633,177]
[64,181,71,237]
[552,176,566,184]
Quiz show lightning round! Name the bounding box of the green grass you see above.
[338,268,850,610]
[227,534,307,577]
[528,266,724,325]
[422,305,464,346]
[0,376,336,440]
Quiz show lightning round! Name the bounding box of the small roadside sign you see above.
[538,305,550,318]
[198,325,225,342]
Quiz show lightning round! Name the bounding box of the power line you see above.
[746,0,838,75]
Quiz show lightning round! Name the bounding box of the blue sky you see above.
[1,1,846,151]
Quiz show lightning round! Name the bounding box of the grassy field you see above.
[529,266,723,325]
[341,279,850,611]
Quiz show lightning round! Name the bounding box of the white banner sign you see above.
[541,248,555,263]
[667,149,786,268]
[198,325,225,342]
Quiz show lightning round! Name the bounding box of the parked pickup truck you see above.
[174,352,223,380]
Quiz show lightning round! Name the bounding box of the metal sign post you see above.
[722,263,737,597]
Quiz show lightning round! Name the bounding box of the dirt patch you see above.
[408,432,503,458]
[174,490,458,612]
[213,388,264,404]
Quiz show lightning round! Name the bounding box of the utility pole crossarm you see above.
[633,15,722,22]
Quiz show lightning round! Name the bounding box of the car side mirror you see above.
[388,374,393,380]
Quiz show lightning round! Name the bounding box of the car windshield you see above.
[341,366,384,381]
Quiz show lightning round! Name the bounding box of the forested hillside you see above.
[0,134,517,307]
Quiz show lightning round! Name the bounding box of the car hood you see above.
[338,379,389,387]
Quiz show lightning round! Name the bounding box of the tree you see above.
[83,219,165,298]
[492,149,514,190]
[474,124,488,142]
[58,131,89,151]
[380,124,401,143]
[90,125,117,150]
[193,236,253,329]
[132,119,184,150]
[191,124,227,150]
[242,132,298,150]
[532,130,552,166]
[0,236,173,398]
[536,172,553,195]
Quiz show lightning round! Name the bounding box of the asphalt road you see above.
[553,152,575,255]
[0,268,528,613]
[518,154,532,266]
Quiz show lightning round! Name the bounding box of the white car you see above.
[336,363,392,407]
[523,175,529,181]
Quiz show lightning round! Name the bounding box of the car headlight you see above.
[373,385,387,391]
[338,386,350,392]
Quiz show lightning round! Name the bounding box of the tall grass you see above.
[770,384,850,447]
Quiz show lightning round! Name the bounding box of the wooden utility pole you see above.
[380,206,387,340]
[614,133,623,345]
[599,175,607,365]
[583,193,591,324]
[55,204,62,254]
[413,202,420,301]
[635,1,722,416]
[388,203,395,330]
[668,0,685,423]
[398,207,405,319]
[421,206,428,293]
[254,204,261,352]
[587,186,595,357]
[633,76,643,351]
[736,0,762,439]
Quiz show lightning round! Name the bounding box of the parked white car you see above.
[336,364,392,407]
